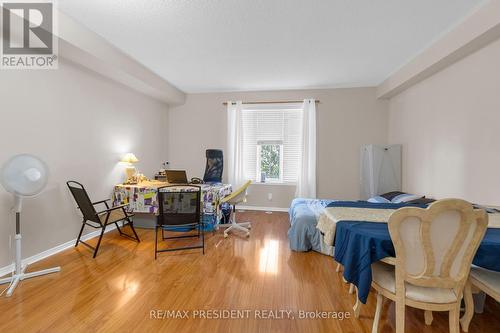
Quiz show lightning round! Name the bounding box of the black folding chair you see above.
[155,185,204,259]
[67,181,140,258]
[203,149,223,183]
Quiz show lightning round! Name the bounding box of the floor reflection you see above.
[259,239,279,275]
[111,275,139,308]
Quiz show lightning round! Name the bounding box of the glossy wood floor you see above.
[1,211,499,333]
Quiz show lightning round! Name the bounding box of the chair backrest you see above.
[157,185,201,226]
[66,181,100,223]
[221,180,251,205]
[388,199,487,292]
[203,149,223,183]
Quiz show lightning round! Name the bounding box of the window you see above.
[257,141,283,182]
[240,103,303,184]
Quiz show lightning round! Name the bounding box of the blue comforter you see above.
[288,198,334,252]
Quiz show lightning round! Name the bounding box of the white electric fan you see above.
[0,154,61,297]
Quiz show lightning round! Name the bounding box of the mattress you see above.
[288,198,334,255]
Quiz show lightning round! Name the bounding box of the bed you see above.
[288,198,335,256]
[288,194,434,256]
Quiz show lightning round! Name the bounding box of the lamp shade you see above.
[121,153,139,164]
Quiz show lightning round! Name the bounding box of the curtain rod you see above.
[222,100,320,106]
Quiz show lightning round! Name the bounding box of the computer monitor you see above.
[165,170,188,184]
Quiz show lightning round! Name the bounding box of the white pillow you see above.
[368,196,391,203]
[391,193,423,203]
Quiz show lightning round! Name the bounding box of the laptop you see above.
[165,170,189,184]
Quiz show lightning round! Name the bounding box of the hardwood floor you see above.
[0,211,499,332]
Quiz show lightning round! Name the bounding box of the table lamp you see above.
[121,153,139,184]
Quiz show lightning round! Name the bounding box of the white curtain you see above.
[295,99,317,198]
[227,101,245,187]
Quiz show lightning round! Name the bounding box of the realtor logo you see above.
[1,0,58,69]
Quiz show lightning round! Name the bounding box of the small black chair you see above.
[67,181,140,258]
[155,185,204,258]
[203,149,223,183]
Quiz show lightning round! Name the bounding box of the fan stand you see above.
[0,198,61,297]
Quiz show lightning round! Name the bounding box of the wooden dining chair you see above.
[371,199,488,333]
[460,266,500,331]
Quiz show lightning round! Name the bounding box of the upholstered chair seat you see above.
[470,266,500,295]
[372,262,458,304]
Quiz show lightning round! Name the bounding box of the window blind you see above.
[240,103,303,183]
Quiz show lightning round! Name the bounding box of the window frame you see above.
[240,103,303,185]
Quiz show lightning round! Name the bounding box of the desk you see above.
[334,221,500,304]
[113,181,232,215]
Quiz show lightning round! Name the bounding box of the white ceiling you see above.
[59,0,487,93]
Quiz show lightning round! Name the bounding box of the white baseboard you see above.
[238,205,289,212]
[0,222,122,278]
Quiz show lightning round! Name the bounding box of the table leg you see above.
[473,291,486,313]
[353,286,361,318]
[424,310,433,325]
[372,293,383,333]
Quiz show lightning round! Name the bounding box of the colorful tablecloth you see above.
[113,181,232,215]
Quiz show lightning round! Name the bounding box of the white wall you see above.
[388,37,500,205]
[168,88,388,208]
[0,59,168,268]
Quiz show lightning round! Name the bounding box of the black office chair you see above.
[203,149,223,183]
[67,181,140,258]
[155,185,204,258]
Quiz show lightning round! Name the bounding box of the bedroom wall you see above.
[387,37,500,205]
[168,87,388,209]
[0,59,169,268]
